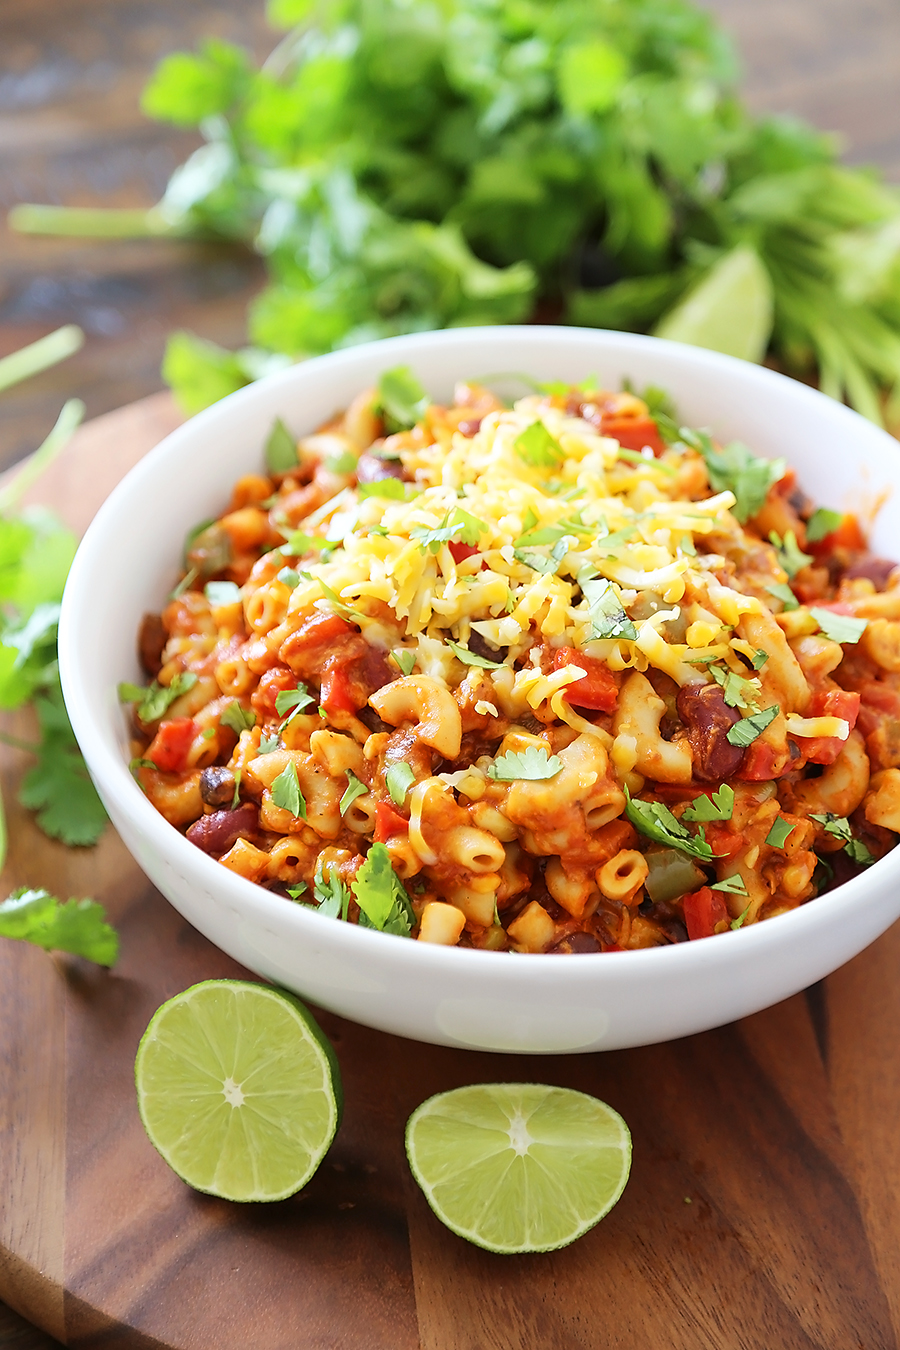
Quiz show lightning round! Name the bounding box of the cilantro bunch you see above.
[0,329,114,965]
[11,0,900,423]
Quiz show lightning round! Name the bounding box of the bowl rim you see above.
[59,323,900,982]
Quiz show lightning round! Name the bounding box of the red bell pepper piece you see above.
[683,886,729,941]
[602,415,666,457]
[147,718,195,773]
[448,541,482,566]
[800,689,861,765]
[319,665,357,714]
[374,801,409,843]
[552,647,618,712]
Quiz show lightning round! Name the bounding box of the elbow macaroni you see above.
[125,377,900,954]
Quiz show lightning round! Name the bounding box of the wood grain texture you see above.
[1,396,900,1348]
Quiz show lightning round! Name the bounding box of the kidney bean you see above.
[457,417,482,437]
[675,682,745,782]
[199,765,237,808]
[138,612,167,676]
[843,555,898,590]
[356,452,405,484]
[187,803,258,856]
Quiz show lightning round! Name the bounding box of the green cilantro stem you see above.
[0,325,84,394]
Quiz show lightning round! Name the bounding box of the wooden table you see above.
[2,1,900,1345]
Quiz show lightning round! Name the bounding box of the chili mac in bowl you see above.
[59,327,900,1052]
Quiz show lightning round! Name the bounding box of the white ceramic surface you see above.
[59,326,900,1053]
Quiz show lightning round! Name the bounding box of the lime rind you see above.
[135,979,342,1202]
[405,1083,631,1254]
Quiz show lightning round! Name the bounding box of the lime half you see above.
[135,980,342,1202]
[405,1083,631,1253]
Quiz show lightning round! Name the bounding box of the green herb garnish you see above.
[682,784,734,822]
[809,608,868,644]
[220,701,256,736]
[447,640,504,670]
[118,671,198,723]
[339,771,369,815]
[271,761,306,819]
[726,704,780,748]
[0,888,118,966]
[488,746,563,782]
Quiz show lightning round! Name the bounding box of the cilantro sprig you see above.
[682,785,734,822]
[488,745,563,782]
[726,704,779,748]
[687,429,786,524]
[624,790,715,861]
[411,507,487,555]
[809,608,868,645]
[119,671,198,723]
[352,843,415,936]
[810,813,876,867]
[0,888,118,965]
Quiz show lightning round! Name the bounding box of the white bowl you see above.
[59,326,900,1053]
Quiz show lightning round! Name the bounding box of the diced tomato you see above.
[737,739,790,781]
[319,665,357,714]
[602,415,666,457]
[292,611,357,649]
[147,718,195,772]
[704,823,744,861]
[374,800,409,843]
[251,666,300,719]
[448,541,482,567]
[683,886,729,941]
[857,682,900,739]
[799,688,861,765]
[811,689,860,728]
[552,647,618,712]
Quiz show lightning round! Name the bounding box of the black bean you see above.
[199,765,237,807]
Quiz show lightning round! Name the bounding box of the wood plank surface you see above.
[2,0,900,1345]
[0,381,897,1350]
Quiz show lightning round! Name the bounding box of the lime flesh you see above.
[135,980,342,1202]
[405,1083,631,1253]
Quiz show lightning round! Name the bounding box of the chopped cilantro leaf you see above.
[391,648,416,676]
[411,507,487,554]
[204,580,241,607]
[765,582,799,612]
[286,882,308,900]
[300,863,351,921]
[810,812,876,867]
[809,608,868,645]
[694,432,786,524]
[339,771,369,815]
[806,508,843,543]
[488,745,563,782]
[810,812,853,843]
[271,761,306,818]
[624,790,714,861]
[730,905,751,930]
[582,577,638,640]
[616,447,676,475]
[710,874,749,896]
[129,757,156,782]
[765,816,795,849]
[751,649,769,670]
[385,762,415,805]
[0,888,118,965]
[769,530,812,578]
[377,366,428,431]
[275,683,314,724]
[726,704,779,747]
[846,838,876,866]
[447,639,504,669]
[514,421,565,468]
[281,529,330,557]
[325,450,357,474]
[118,671,198,723]
[300,573,364,622]
[265,418,298,474]
[352,842,414,935]
[220,701,256,735]
[277,567,300,588]
[682,784,734,822]
[200,726,215,741]
[231,767,242,810]
[258,732,280,753]
[514,534,576,575]
[709,664,759,711]
[358,478,409,501]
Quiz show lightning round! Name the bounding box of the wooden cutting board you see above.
[2,393,900,1349]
